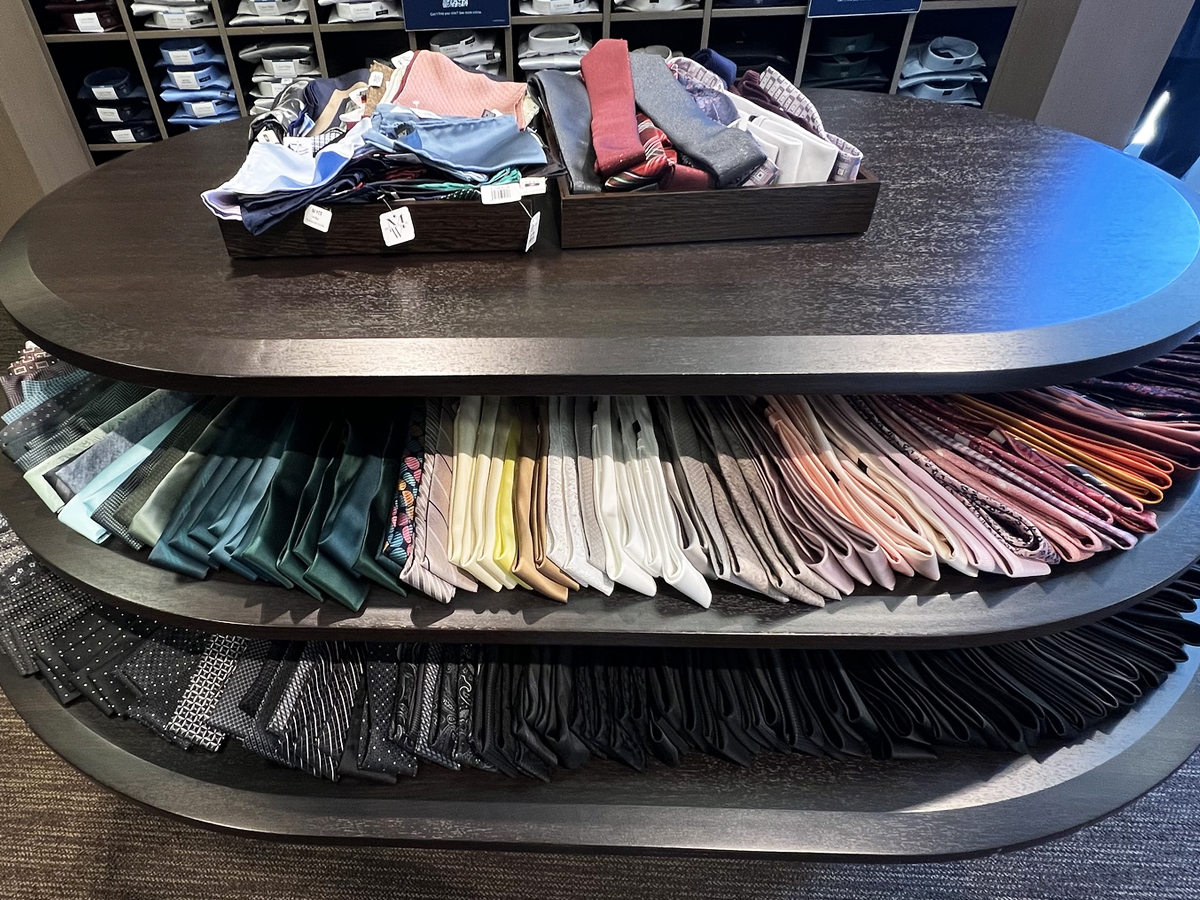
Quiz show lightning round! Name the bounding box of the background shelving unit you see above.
[22,0,1025,166]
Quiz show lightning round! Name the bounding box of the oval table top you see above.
[2,90,1199,396]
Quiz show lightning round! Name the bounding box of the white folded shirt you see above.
[725,90,838,184]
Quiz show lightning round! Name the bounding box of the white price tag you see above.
[96,107,121,122]
[254,0,281,12]
[168,49,194,65]
[519,176,546,196]
[112,129,136,143]
[303,205,332,232]
[480,183,523,205]
[524,211,541,252]
[91,85,118,100]
[379,207,415,246]
[172,71,200,90]
[272,59,298,78]
[283,136,313,155]
[368,70,384,88]
[191,100,217,117]
[347,3,377,19]
[549,0,574,11]
[74,12,104,32]
[161,11,190,26]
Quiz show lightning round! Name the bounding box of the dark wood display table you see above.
[1,91,1200,858]
[2,92,1200,396]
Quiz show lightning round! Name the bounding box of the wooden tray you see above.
[550,167,880,250]
[219,196,531,258]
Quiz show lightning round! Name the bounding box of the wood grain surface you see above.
[2,92,1200,395]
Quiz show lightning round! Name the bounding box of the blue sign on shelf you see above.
[401,0,510,31]
[807,0,919,16]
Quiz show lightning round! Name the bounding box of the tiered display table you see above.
[2,90,1200,857]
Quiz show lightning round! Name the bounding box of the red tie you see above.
[579,40,646,177]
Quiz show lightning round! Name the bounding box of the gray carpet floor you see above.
[1,322,1198,898]
[0,682,1197,900]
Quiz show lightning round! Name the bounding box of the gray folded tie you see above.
[529,70,602,195]
[628,53,766,188]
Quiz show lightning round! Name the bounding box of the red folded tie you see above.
[580,39,646,177]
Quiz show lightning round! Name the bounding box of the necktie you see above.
[276,420,344,600]
[13,382,152,473]
[690,397,834,606]
[579,40,645,176]
[402,398,477,602]
[620,396,709,606]
[358,643,418,776]
[166,634,245,751]
[533,398,578,592]
[381,406,424,570]
[591,396,657,596]
[511,398,571,602]
[58,406,194,545]
[573,398,611,582]
[29,390,194,512]
[527,70,602,193]
[233,402,333,587]
[628,53,766,187]
[490,405,522,589]
[546,397,613,593]
[125,396,239,547]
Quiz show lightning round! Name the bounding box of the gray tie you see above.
[573,398,610,578]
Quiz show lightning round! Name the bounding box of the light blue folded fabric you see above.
[57,405,193,543]
[363,105,546,181]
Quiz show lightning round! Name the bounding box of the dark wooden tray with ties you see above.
[218,101,879,258]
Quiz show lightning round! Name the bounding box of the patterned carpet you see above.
[0,681,1197,899]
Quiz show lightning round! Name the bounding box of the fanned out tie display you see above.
[5,339,1200,611]
[1,514,1199,782]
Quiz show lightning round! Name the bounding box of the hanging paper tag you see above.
[379,207,415,246]
[112,129,136,143]
[96,107,122,122]
[172,71,200,90]
[480,183,522,205]
[368,70,384,87]
[161,11,190,26]
[167,49,194,65]
[524,211,541,252]
[91,85,118,100]
[191,100,217,117]
[272,59,298,78]
[303,205,332,232]
[519,176,546,196]
[74,12,104,32]
[283,136,313,155]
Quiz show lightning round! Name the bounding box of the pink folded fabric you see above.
[395,51,530,128]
